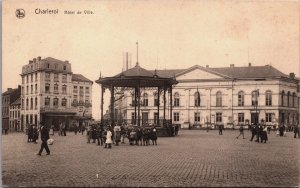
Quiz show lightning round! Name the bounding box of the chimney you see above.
[230,64,234,67]
[37,56,41,61]
[33,58,36,63]
[289,72,295,79]
[29,60,33,64]
[248,63,251,67]
[206,65,209,68]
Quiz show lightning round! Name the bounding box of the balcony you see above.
[71,101,78,107]
[85,102,92,107]
[53,90,59,94]
[40,106,77,114]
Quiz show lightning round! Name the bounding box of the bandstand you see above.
[95,63,178,129]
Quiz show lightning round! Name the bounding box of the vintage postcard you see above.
[2,0,299,187]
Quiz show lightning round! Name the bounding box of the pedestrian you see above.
[279,124,284,137]
[136,127,143,146]
[236,125,245,139]
[104,128,112,149]
[98,125,104,146]
[218,124,223,135]
[254,124,260,142]
[150,126,158,145]
[27,124,33,143]
[114,124,121,146]
[260,126,268,143]
[37,122,50,156]
[249,124,256,141]
[32,125,39,144]
[120,125,126,144]
[86,125,92,144]
[293,124,299,138]
[175,124,179,136]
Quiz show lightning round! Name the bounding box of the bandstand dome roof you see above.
[96,63,178,88]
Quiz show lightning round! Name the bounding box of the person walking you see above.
[260,126,268,143]
[294,124,299,138]
[37,122,50,156]
[236,125,245,139]
[104,128,112,149]
[32,125,39,144]
[114,124,121,146]
[250,124,256,141]
[218,124,223,135]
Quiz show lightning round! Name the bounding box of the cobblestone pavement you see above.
[1,130,299,187]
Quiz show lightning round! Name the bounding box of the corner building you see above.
[20,57,92,130]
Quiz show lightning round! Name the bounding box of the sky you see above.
[3,0,300,120]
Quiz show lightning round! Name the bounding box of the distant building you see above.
[113,64,299,129]
[20,57,92,130]
[9,98,21,132]
[2,86,21,134]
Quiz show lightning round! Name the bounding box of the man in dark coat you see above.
[37,123,50,156]
[250,124,257,142]
[218,124,223,135]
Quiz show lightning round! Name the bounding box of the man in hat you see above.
[37,122,50,156]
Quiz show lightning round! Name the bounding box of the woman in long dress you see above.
[105,128,112,149]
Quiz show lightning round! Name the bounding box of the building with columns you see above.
[113,63,299,129]
[20,57,92,130]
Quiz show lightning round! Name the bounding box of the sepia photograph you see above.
[1,0,300,187]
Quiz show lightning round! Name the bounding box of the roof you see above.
[2,88,19,96]
[11,98,21,106]
[72,74,93,83]
[115,63,155,77]
[209,65,287,79]
[42,57,69,64]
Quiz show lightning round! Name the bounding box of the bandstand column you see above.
[134,87,137,124]
[137,86,141,127]
[163,87,166,126]
[110,85,115,127]
[157,87,160,126]
[100,85,104,125]
[169,86,173,125]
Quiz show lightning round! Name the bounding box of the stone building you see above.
[2,86,21,133]
[9,98,22,132]
[115,64,299,129]
[20,57,92,130]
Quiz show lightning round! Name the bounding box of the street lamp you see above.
[184,89,191,129]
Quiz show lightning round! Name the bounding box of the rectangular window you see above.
[30,85,33,94]
[22,76,25,84]
[54,84,59,94]
[131,112,136,124]
[194,112,200,122]
[35,84,37,93]
[85,87,89,94]
[35,73,38,81]
[54,73,59,82]
[63,65,66,70]
[73,95,78,103]
[73,86,78,93]
[53,98,58,107]
[266,113,272,123]
[45,84,50,93]
[26,86,29,94]
[31,74,33,82]
[238,113,244,123]
[216,113,222,123]
[62,74,67,83]
[61,98,67,107]
[174,98,180,107]
[45,73,50,81]
[45,98,50,106]
[62,85,67,94]
[79,86,84,96]
[35,98,37,109]
[79,106,83,112]
[174,112,180,122]
[26,75,29,83]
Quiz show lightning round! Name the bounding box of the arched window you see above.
[287,91,291,107]
[265,90,272,106]
[194,91,200,107]
[154,92,159,106]
[174,92,180,107]
[216,91,222,107]
[30,98,33,109]
[238,91,244,106]
[143,93,148,106]
[281,90,285,106]
[61,98,67,107]
[251,90,259,106]
[293,92,296,107]
[35,97,37,109]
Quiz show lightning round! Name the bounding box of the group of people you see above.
[85,124,158,149]
[27,124,39,144]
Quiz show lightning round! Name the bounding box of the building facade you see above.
[9,98,22,132]
[115,64,299,129]
[20,57,92,130]
[2,86,21,133]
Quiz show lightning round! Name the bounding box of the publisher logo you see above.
[16,9,25,19]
